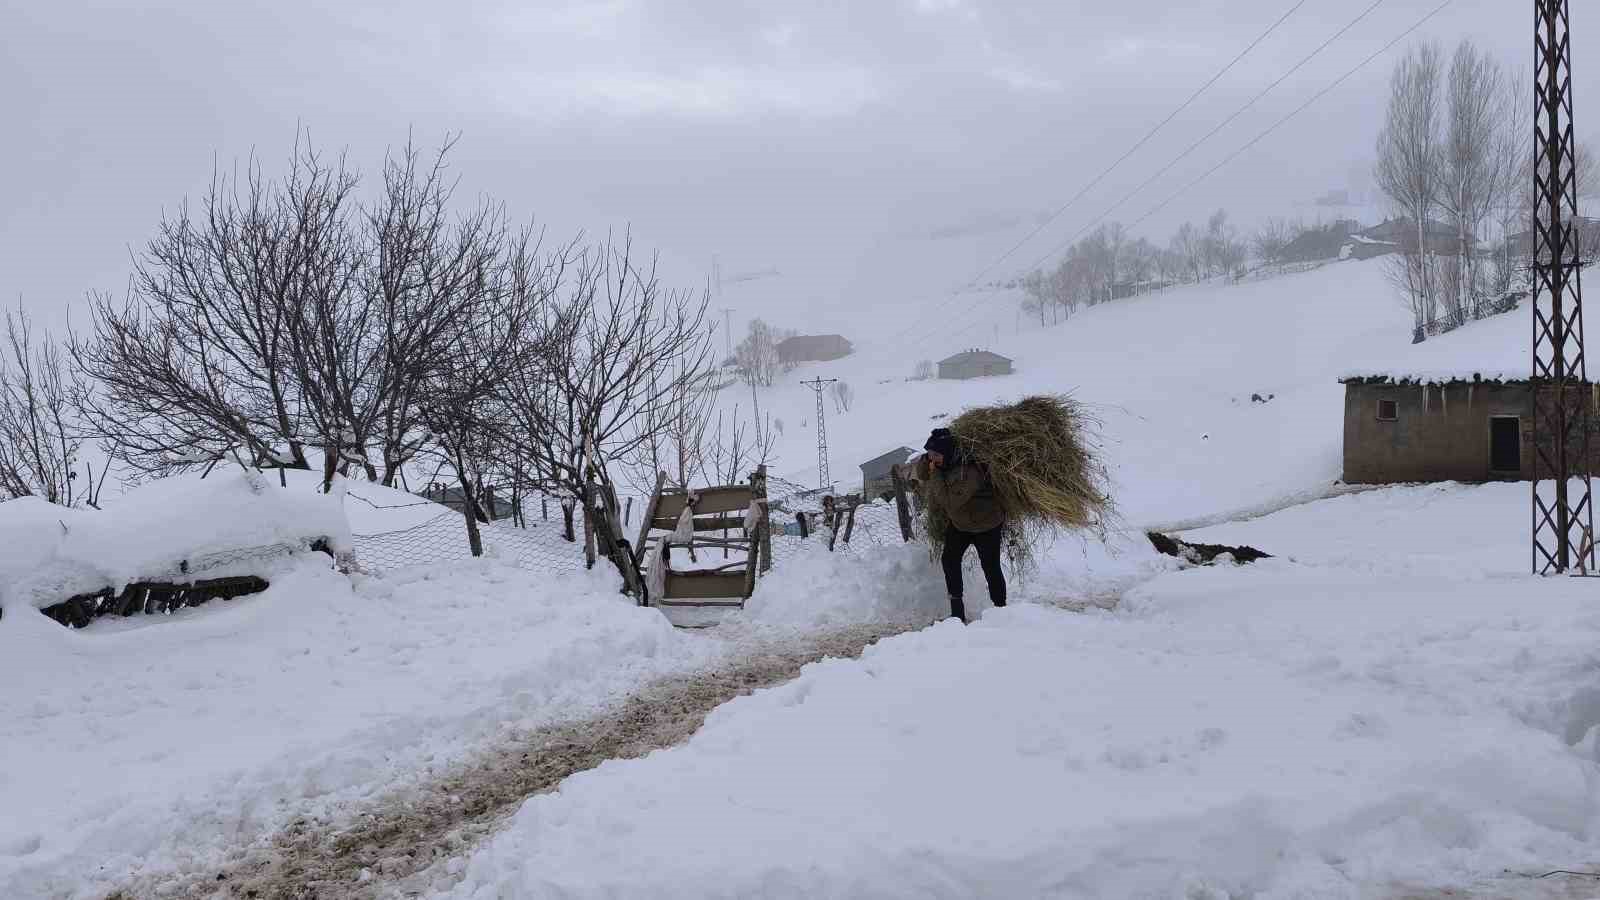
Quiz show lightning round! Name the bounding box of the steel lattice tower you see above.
[802,377,837,490]
[1532,0,1596,573]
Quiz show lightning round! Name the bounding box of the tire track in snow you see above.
[108,622,917,900]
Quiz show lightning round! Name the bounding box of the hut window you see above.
[1376,399,1398,421]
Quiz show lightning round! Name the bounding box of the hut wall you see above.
[1342,381,1535,484]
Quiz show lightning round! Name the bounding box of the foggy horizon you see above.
[1,1,1575,337]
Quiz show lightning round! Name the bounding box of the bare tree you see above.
[504,236,715,514]
[622,362,718,494]
[831,380,854,414]
[71,140,363,479]
[1252,218,1297,263]
[705,403,778,487]
[0,305,96,505]
[1440,41,1507,324]
[1376,41,1445,333]
[734,318,780,388]
[416,225,562,556]
[913,359,934,380]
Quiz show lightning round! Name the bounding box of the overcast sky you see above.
[0,1,1581,331]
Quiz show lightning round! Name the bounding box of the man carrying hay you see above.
[921,427,1006,623]
[916,396,1113,623]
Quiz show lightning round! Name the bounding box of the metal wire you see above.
[352,511,590,575]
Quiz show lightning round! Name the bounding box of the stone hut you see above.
[1341,375,1600,484]
[938,349,1013,380]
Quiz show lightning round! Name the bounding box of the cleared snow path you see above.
[107,623,915,900]
[426,484,1600,899]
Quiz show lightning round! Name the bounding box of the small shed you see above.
[938,349,1013,380]
[777,334,853,365]
[860,446,915,498]
[421,484,522,521]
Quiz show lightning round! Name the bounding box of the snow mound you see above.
[0,470,351,617]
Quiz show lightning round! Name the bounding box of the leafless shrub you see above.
[0,305,101,505]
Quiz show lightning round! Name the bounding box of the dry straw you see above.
[919,394,1113,573]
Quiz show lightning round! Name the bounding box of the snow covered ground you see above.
[434,481,1600,899]
[5,258,1578,898]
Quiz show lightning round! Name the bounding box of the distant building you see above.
[1341,234,1401,261]
[777,334,853,365]
[1279,221,1359,263]
[1504,216,1600,259]
[860,446,916,498]
[421,484,522,521]
[1360,217,1459,255]
[938,349,1013,380]
[1340,375,1599,484]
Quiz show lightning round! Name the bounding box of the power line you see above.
[877,0,1311,349]
[1122,0,1453,235]
[920,0,1454,349]
[902,0,1388,352]
[1019,0,1390,277]
[964,0,1312,287]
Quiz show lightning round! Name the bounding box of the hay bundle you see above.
[919,395,1112,573]
[949,394,1110,531]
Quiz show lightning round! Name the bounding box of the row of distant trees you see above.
[0,135,762,558]
[1377,39,1600,338]
[1019,211,1248,325]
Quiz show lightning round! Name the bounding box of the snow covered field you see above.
[435,482,1600,899]
[5,258,1590,898]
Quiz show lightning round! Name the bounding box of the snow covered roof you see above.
[860,446,917,473]
[1340,303,1531,386]
[940,349,1012,365]
[0,471,351,615]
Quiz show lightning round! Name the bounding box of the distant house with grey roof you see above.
[777,334,853,366]
[938,349,1013,380]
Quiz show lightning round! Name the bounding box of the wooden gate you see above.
[636,466,770,611]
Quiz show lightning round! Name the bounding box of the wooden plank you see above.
[664,570,750,600]
[655,597,746,609]
[653,485,754,519]
[650,513,749,532]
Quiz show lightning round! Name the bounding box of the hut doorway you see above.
[1490,416,1522,473]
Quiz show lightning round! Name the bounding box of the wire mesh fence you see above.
[348,475,924,577]
[352,511,590,575]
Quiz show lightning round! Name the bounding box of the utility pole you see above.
[1531,0,1596,573]
[721,308,735,359]
[802,377,838,491]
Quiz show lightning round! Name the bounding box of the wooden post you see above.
[625,496,633,526]
[891,466,914,542]
[752,464,772,573]
[841,500,859,545]
[542,496,548,521]
[796,510,809,539]
[460,479,484,557]
[582,478,597,570]
[636,472,666,562]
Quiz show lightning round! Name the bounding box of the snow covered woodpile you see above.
[0,470,351,627]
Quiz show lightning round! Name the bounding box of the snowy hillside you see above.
[745,258,1419,526]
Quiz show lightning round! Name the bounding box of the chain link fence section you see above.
[763,475,923,565]
[352,511,589,575]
